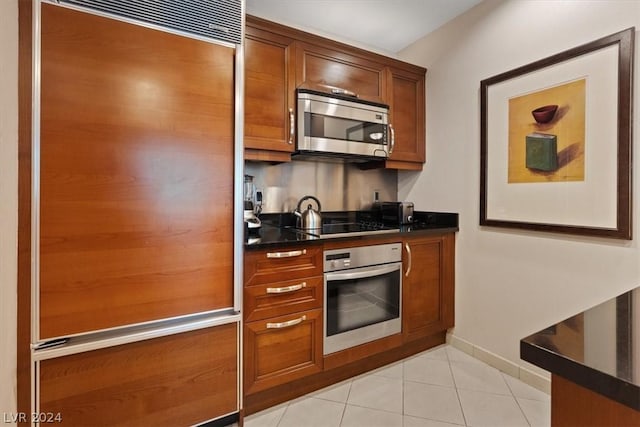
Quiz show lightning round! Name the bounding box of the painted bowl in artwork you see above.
[531,104,558,124]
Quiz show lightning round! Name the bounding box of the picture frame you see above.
[480,27,634,240]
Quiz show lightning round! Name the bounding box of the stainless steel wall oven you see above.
[323,243,402,355]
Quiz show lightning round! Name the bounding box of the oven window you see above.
[326,269,400,337]
[305,113,387,145]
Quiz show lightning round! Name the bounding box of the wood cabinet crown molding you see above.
[245,15,426,79]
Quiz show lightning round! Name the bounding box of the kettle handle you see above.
[296,195,321,213]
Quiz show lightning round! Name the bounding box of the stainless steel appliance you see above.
[380,201,415,225]
[297,89,393,159]
[294,195,322,232]
[323,243,402,354]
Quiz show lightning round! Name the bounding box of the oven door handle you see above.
[325,263,400,282]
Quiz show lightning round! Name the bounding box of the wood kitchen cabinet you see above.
[244,20,296,162]
[244,308,323,394]
[244,15,427,169]
[243,232,456,415]
[38,323,239,426]
[244,244,324,395]
[384,66,426,170]
[295,41,387,104]
[402,233,455,342]
[551,374,640,426]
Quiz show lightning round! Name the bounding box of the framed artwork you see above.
[480,27,634,239]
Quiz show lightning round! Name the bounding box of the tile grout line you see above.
[275,401,289,427]
[340,381,353,427]
[503,376,533,427]
[337,401,347,427]
[446,346,470,427]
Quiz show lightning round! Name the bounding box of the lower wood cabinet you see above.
[552,374,640,426]
[38,323,239,426]
[243,232,456,414]
[402,234,455,342]
[244,308,323,394]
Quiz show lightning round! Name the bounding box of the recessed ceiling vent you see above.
[56,0,243,45]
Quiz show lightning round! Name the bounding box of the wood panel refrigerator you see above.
[20,1,245,425]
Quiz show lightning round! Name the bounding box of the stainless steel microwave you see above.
[296,89,393,160]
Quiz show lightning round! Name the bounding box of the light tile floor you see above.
[244,344,550,427]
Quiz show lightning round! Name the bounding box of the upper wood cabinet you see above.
[385,66,426,170]
[295,41,386,104]
[244,25,296,162]
[244,15,426,169]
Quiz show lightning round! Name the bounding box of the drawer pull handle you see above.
[266,282,306,294]
[266,315,307,329]
[266,249,306,258]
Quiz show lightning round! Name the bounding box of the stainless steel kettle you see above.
[294,195,322,232]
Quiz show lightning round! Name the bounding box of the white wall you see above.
[398,0,640,375]
[0,0,19,419]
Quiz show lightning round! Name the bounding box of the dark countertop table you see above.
[244,211,459,249]
[521,287,639,410]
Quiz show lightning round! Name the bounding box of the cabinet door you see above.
[39,323,238,426]
[244,308,323,394]
[39,4,235,339]
[296,42,386,103]
[402,234,455,341]
[244,25,296,160]
[386,67,426,168]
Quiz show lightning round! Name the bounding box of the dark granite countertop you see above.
[244,210,458,249]
[521,288,639,410]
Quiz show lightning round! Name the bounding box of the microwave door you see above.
[297,91,391,158]
[303,114,389,157]
[346,122,386,144]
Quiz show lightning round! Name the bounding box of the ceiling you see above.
[245,0,483,54]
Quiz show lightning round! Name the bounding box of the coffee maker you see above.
[243,174,261,233]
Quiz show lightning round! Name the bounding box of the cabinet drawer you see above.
[244,308,323,394]
[245,276,323,322]
[245,245,323,286]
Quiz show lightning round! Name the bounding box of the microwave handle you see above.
[325,263,400,282]
[388,124,395,154]
[288,108,295,145]
[331,88,358,98]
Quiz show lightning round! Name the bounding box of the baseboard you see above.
[446,333,551,394]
